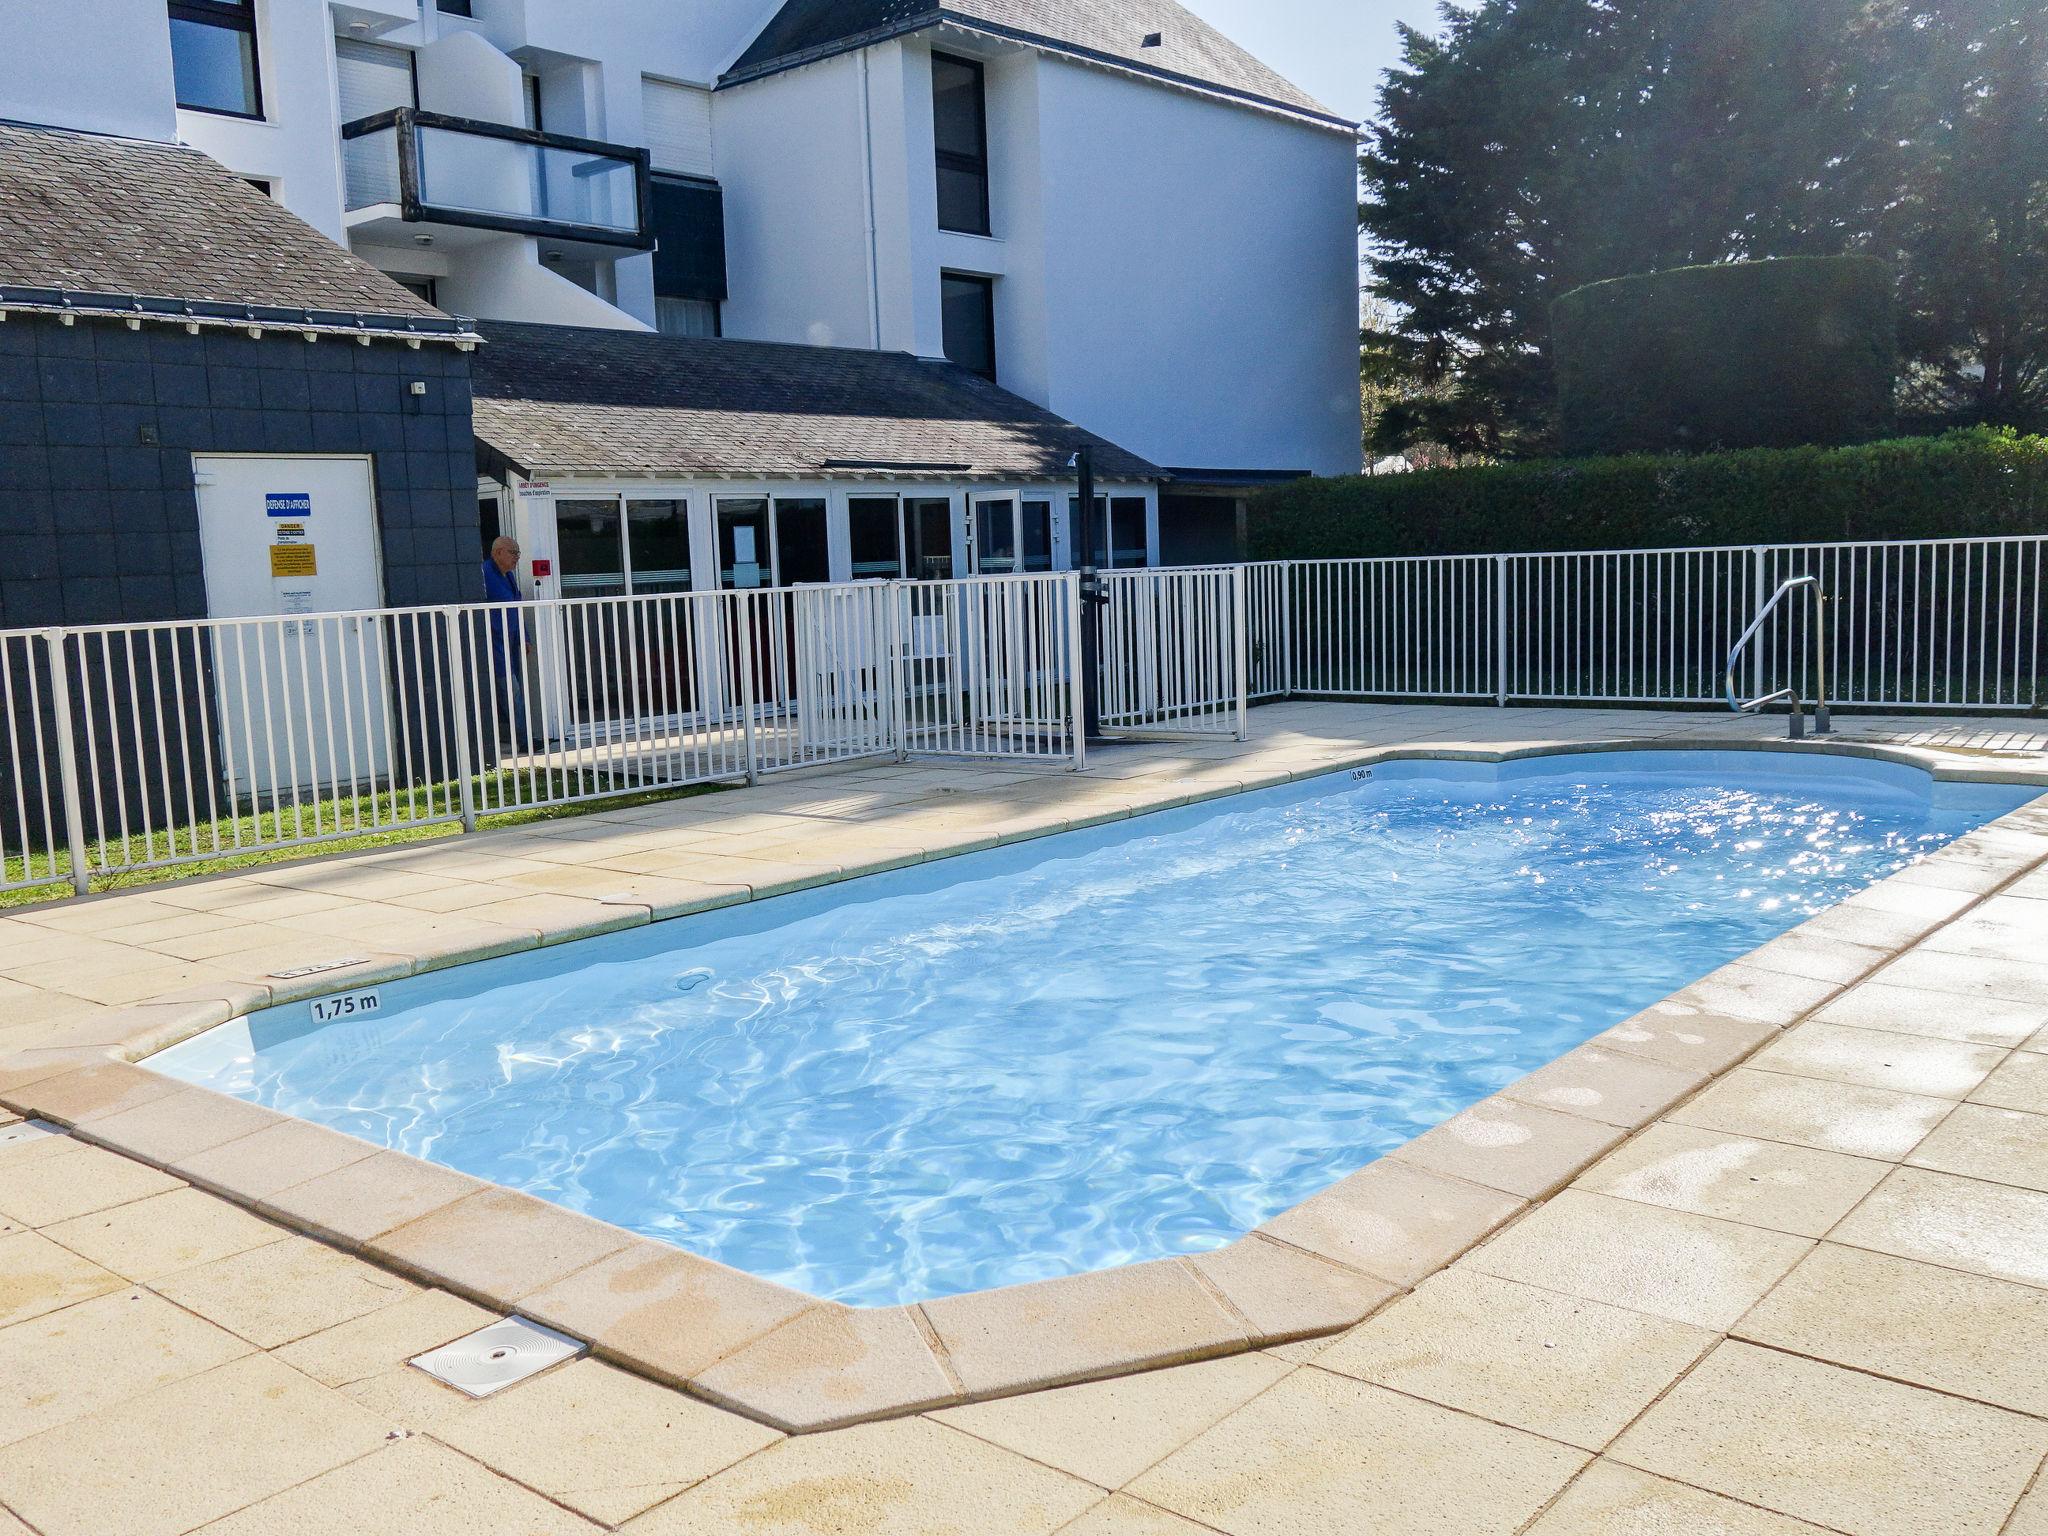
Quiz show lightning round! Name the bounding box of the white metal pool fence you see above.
[0,534,2040,898]
[1247,537,2046,711]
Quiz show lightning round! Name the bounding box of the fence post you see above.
[41,630,91,897]
[736,592,761,785]
[1750,547,1768,703]
[887,580,910,762]
[1493,555,1510,706]
[1064,571,1087,771]
[1232,566,1251,740]
[1281,560,1296,698]
[438,609,478,834]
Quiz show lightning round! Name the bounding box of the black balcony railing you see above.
[341,108,653,248]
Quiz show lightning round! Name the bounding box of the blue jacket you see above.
[482,560,523,605]
[482,560,523,669]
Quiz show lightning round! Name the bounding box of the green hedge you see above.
[1552,256,1897,456]
[1248,429,2048,560]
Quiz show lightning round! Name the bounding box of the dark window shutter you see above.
[650,178,728,303]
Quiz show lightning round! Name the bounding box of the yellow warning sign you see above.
[270,543,317,578]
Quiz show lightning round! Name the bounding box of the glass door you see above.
[907,497,956,580]
[716,498,771,589]
[1021,499,1055,573]
[773,497,830,585]
[622,498,694,720]
[973,496,1017,574]
[551,498,627,733]
[624,498,691,593]
[548,495,705,735]
[848,496,906,580]
[1068,495,1153,569]
[556,498,627,597]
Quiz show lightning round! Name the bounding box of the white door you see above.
[194,455,392,803]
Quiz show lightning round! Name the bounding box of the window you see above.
[716,498,770,589]
[651,176,729,337]
[774,498,830,585]
[1068,495,1151,569]
[1020,499,1055,571]
[556,498,628,599]
[848,497,905,580]
[625,499,691,594]
[972,499,1053,575]
[655,298,721,338]
[437,0,474,14]
[931,52,990,235]
[716,497,828,588]
[394,275,439,306]
[974,497,1017,574]
[907,498,956,580]
[168,0,261,118]
[941,273,997,381]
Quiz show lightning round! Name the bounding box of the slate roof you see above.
[722,0,1346,125]
[0,121,466,336]
[470,321,1162,482]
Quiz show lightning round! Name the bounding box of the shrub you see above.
[1551,256,1898,456]
[1247,428,2048,560]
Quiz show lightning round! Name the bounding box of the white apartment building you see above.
[2,0,1359,608]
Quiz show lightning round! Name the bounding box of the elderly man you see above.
[481,536,533,749]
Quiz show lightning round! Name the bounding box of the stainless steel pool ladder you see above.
[1727,576,1833,739]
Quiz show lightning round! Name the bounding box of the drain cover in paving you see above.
[0,1120,62,1148]
[410,1316,586,1398]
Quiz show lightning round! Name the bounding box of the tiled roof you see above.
[722,0,1346,125]
[0,121,461,333]
[470,321,1162,482]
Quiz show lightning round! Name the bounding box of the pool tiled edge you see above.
[3,715,2046,1436]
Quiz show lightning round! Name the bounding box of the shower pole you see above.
[1074,444,1106,741]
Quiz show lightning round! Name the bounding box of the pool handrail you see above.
[1727,575,1833,739]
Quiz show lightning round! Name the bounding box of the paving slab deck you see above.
[1,702,2046,1532]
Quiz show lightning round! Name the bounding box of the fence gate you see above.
[1096,567,1250,739]
[898,572,1085,763]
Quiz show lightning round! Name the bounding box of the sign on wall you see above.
[265,492,313,518]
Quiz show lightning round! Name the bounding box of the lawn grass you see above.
[1,770,729,910]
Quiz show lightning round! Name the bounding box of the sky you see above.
[1176,0,1447,125]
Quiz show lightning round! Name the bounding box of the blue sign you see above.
[266,493,312,518]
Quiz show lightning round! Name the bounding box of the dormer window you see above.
[931,52,990,237]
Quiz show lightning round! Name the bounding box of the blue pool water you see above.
[151,751,2032,1306]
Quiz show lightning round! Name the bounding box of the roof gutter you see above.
[0,285,483,348]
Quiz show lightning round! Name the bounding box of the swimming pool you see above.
[150,750,2032,1307]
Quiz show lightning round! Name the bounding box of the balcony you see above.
[341,108,653,250]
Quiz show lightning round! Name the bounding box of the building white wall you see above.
[714,52,879,351]
[862,43,947,361]
[1027,57,1363,477]
[0,0,177,142]
[975,46,1051,404]
[708,38,1362,477]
